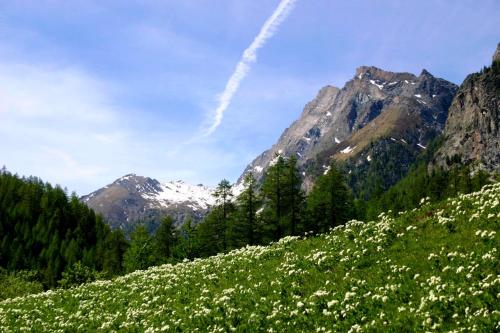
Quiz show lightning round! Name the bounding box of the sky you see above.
[0,0,499,196]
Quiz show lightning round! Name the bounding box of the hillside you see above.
[2,183,498,332]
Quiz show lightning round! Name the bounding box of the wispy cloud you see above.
[203,0,297,136]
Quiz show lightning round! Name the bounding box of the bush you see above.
[58,262,105,289]
[0,269,44,301]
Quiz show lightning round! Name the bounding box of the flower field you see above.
[1,183,499,332]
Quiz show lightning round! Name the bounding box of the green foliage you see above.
[306,163,353,233]
[1,183,498,331]
[58,262,105,289]
[152,216,178,264]
[362,163,492,220]
[261,155,305,240]
[234,173,261,246]
[0,169,127,287]
[123,225,155,273]
[0,269,44,301]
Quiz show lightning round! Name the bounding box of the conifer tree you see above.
[283,156,304,235]
[261,155,286,240]
[213,179,234,250]
[306,162,352,233]
[153,216,177,264]
[123,225,154,273]
[236,173,260,245]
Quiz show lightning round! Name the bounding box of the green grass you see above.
[1,184,499,332]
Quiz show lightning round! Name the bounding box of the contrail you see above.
[203,0,297,136]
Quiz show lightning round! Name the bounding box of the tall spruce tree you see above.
[283,156,304,235]
[213,179,234,250]
[236,173,260,245]
[306,163,352,233]
[153,216,177,264]
[123,225,154,273]
[261,155,287,241]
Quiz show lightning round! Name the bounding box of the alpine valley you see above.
[1,24,499,333]
[82,47,499,232]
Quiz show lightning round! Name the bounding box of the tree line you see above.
[1,145,493,297]
[124,155,354,265]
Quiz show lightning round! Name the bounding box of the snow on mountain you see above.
[142,181,215,211]
[81,174,215,232]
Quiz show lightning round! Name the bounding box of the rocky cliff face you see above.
[432,44,500,173]
[81,174,215,232]
[238,66,458,194]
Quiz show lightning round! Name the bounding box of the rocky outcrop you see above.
[432,44,500,173]
[81,174,214,232]
[238,66,458,194]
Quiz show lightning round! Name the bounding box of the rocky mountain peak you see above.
[238,65,458,193]
[432,43,500,173]
[419,69,434,78]
[493,43,500,62]
[81,174,215,231]
[355,66,416,83]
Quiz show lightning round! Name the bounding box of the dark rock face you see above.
[81,174,214,233]
[493,43,500,63]
[238,66,458,194]
[433,45,500,173]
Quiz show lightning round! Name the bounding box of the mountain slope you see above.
[2,183,499,331]
[238,66,457,195]
[432,44,500,173]
[81,174,215,232]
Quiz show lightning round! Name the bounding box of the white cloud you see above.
[0,60,253,194]
[0,61,131,193]
[203,0,297,136]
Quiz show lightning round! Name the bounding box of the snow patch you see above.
[417,143,427,149]
[326,111,332,116]
[323,166,331,175]
[414,94,422,98]
[231,182,245,198]
[400,139,407,144]
[340,146,356,154]
[369,79,384,90]
[335,137,341,144]
[367,155,372,162]
[388,81,398,86]
[142,181,215,210]
[253,166,263,173]
[390,137,397,142]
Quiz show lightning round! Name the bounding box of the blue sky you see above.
[0,0,499,195]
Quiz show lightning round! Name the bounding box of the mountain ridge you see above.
[81,174,215,231]
[237,65,458,195]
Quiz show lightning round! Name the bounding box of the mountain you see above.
[81,174,215,232]
[432,44,500,173]
[238,66,458,197]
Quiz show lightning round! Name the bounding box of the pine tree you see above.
[261,155,286,240]
[123,225,154,273]
[306,163,352,233]
[213,179,234,250]
[283,156,304,235]
[153,216,177,264]
[236,173,260,245]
